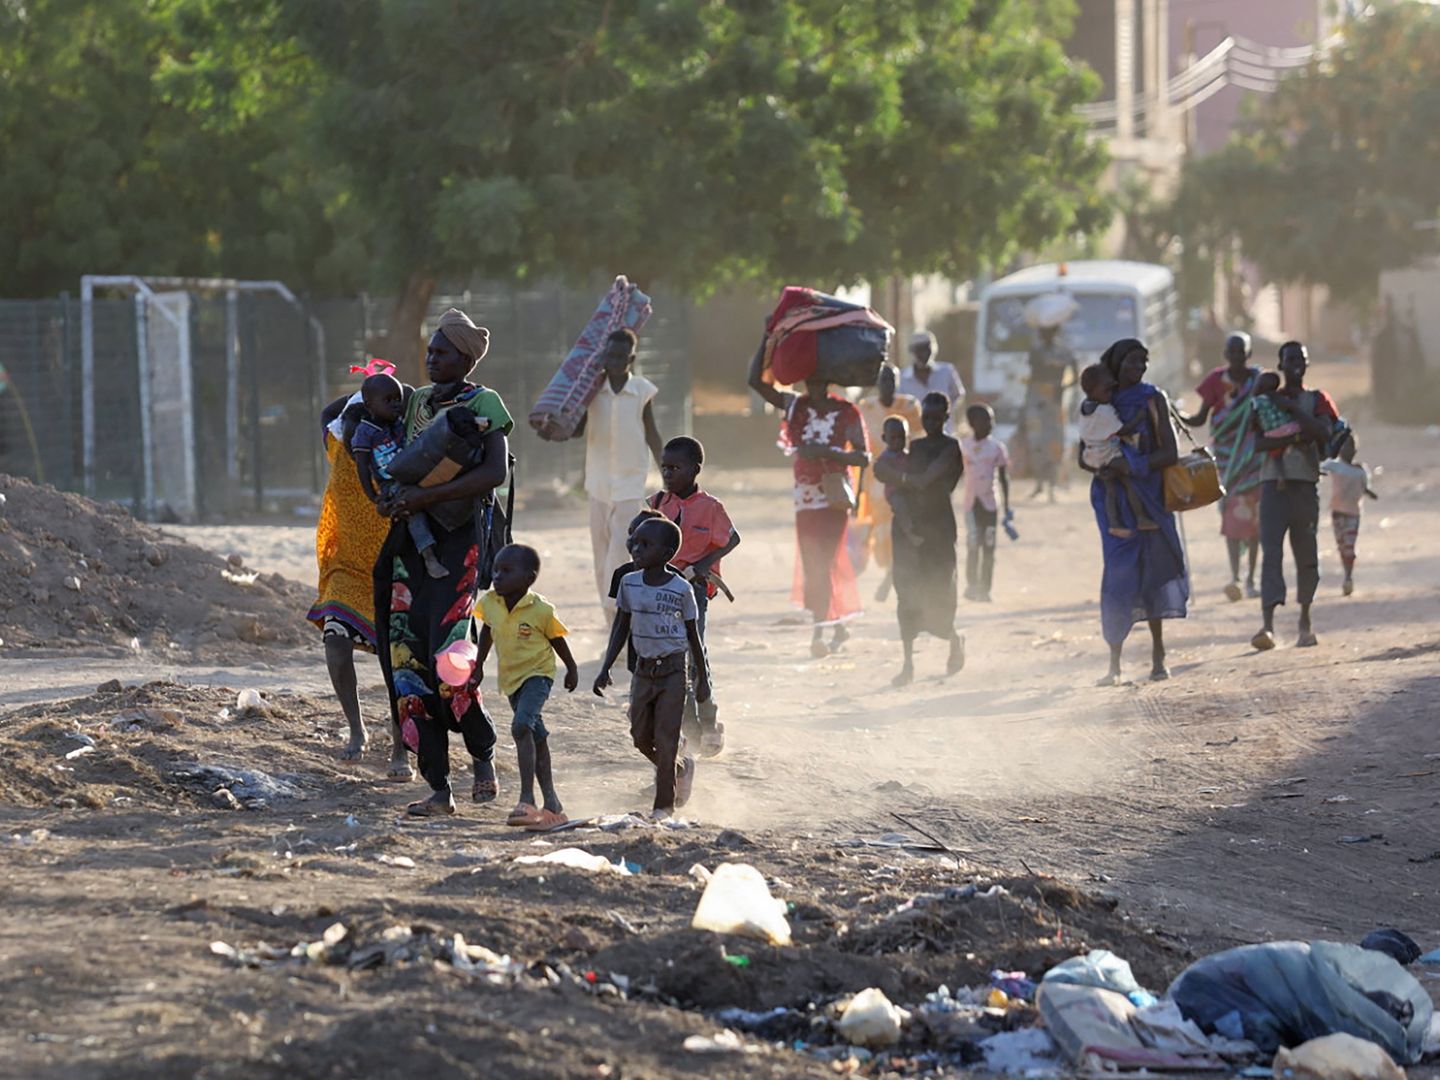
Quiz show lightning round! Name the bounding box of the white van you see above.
[973,260,1184,430]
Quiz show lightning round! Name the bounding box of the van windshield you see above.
[984,293,1138,352]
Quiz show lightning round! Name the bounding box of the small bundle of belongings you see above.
[757,286,894,388]
[529,275,653,441]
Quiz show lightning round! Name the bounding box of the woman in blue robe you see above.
[1082,338,1189,685]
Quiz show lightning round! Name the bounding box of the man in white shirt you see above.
[898,330,965,434]
[575,328,664,617]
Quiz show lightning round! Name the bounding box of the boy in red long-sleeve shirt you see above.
[648,437,740,757]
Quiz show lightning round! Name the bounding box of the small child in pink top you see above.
[958,404,1011,602]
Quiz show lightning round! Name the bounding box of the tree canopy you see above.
[3,0,1108,338]
[1174,2,1440,305]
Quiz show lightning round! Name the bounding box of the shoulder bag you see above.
[1151,397,1224,513]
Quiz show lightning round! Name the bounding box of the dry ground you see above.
[2,359,1438,1077]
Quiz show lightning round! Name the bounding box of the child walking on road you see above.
[474,544,579,830]
[594,518,711,818]
[1320,431,1379,596]
[959,404,1011,602]
[649,437,739,757]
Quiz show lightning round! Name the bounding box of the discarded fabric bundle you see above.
[1168,941,1432,1065]
[529,275,653,441]
[759,286,894,388]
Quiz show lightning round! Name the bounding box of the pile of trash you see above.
[0,473,311,652]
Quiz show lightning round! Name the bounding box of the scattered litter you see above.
[170,763,305,803]
[221,569,260,586]
[63,745,95,760]
[111,707,181,731]
[682,1030,762,1055]
[9,828,50,847]
[1361,929,1421,966]
[1044,949,1146,998]
[1415,948,1440,966]
[836,987,910,1048]
[606,910,643,936]
[979,1027,1060,1073]
[1272,1033,1405,1080]
[1405,852,1440,864]
[1323,796,1355,804]
[691,863,791,945]
[66,732,96,747]
[513,848,632,876]
[211,789,242,811]
[713,1006,803,1038]
[1339,834,1384,845]
[1169,941,1432,1063]
[235,689,266,711]
[63,575,82,592]
[689,863,712,885]
[1039,982,1234,1070]
[377,854,416,869]
[991,970,1038,1001]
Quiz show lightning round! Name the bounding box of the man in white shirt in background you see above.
[899,329,965,434]
[575,328,664,618]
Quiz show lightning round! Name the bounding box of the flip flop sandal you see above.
[472,778,499,804]
[386,763,416,782]
[524,809,570,832]
[506,803,544,828]
[406,797,454,817]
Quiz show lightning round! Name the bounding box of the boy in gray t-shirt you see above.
[594,518,711,817]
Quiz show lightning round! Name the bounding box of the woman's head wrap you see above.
[437,308,490,362]
[1100,338,1147,380]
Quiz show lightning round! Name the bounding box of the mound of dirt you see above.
[0,474,313,653]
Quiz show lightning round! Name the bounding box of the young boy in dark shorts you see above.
[594,517,711,819]
[649,437,740,757]
[473,544,578,830]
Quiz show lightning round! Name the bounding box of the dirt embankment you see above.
[0,475,313,655]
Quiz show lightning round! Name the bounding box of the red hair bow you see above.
[349,358,397,378]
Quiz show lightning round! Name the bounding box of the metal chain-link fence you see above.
[0,281,692,520]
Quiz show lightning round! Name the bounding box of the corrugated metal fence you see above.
[0,283,692,520]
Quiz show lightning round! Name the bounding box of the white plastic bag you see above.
[690,863,791,945]
[837,987,910,1048]
[513,848,631,876]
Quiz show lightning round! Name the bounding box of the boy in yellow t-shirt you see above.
[475,544,579,831]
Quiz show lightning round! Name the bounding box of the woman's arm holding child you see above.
[550,637,579,692]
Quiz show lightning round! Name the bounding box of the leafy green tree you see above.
[289,0,1108,366]
[0,0,363,297]
[1175,2,1440,305]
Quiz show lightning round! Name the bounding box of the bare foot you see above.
[1251,629,1276,651]
[892,665,914,688]
[1150,665,1170,682]
[340,731,367,761]
[1245,580,1260,599]
[422,550,449,579]
[1297,629,1318,648]
[947,635,966,675]
[1096,670,1122,687]
[829,625,850,654]
[1342,578,1354,596]
[810,637,829,659]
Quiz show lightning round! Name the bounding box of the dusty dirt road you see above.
[2,361,1438,1076]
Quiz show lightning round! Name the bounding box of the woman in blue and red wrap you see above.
[1081,338,1189,686]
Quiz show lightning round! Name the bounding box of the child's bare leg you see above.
[534,737,562,814]
[514,729,537,809]
[1246,540,1259,595]
[324,635,366,759]
[893,635,916,687]
[1104,477,1132,538]
[874,567,893,603]
[947,632,965,675]
[1124,478,1158,530]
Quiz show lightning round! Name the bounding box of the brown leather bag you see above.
[1151,398,1224,513]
